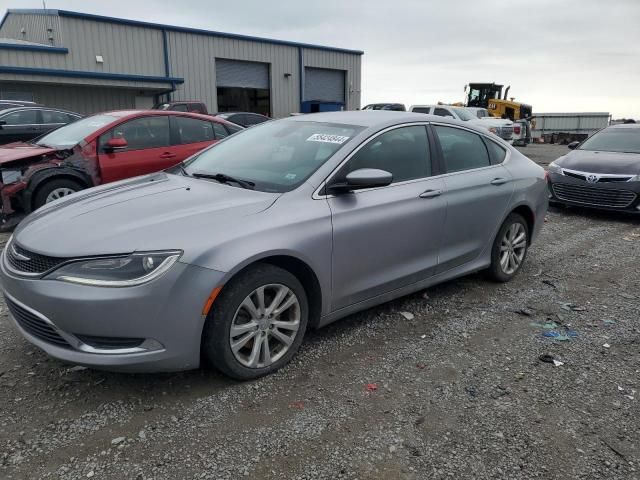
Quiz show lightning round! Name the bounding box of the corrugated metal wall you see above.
[0,82,136,114]
[0,12,63,46]
[532,113,611,138]
[0,11,363,118]
[166,31,300,118]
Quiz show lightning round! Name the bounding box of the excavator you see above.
[465,83,534,145]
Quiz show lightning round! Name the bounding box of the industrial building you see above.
[0,9,363,117]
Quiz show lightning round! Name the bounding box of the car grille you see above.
[498,126,513,140]
[5,296,71,349]
[6,242,67,275]
[563,170,633,183]
[552,183,637,208]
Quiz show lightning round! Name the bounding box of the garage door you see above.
[304,68,345,103]
[216,59,270,89]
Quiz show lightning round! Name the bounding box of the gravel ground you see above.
[1,144,639,480]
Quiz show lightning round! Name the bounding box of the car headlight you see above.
[547,162,563,175]
[1,169,22,185]
[48,251,182,287]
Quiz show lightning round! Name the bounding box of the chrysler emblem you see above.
[10,243,30,261]
[586,174,599,183]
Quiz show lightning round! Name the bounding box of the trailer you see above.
[531,112,611,144]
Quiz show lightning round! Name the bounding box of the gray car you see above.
[0,111,548,379]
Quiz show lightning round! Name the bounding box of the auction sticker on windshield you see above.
[306,134,350,144]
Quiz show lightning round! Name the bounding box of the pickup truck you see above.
[408,105,514,143]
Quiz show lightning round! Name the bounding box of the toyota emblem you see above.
[586,174,599,183]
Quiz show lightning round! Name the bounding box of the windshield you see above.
[35,114,117,148]
[452,108,476,121]
[183,120,364,192]
[579,128,640,154]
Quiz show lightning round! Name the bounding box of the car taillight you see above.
[513,125,521,135]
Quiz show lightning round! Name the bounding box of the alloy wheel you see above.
[46,187,77,203]
[229,283,301,368]
[499,222,527,275]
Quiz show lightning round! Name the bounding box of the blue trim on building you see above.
[0,66,184,84]
[5,8,364,55]
[0,43,68,53]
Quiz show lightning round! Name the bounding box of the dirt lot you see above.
[1,144,639,480]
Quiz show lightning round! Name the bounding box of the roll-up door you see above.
[304,68,345,103]
[216,59,269,89]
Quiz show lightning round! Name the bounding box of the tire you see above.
[33,178,84,210]
[202,264,309,380]
[487,213,530,283]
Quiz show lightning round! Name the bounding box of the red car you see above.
[0,110,242,227]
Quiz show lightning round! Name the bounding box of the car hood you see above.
[0,143,57,165]
[14,173,280,258]
[555,149,640,175]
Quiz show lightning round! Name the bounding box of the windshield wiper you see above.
[190,171,255,190]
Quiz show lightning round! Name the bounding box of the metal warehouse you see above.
[0,9,363,117]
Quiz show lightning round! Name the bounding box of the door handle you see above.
[490,178,508,186]
[159,152,177,159]
[419,189,442,199]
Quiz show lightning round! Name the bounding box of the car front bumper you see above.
[0,248,226,372]
[547,173,640,214]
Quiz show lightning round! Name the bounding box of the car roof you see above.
[286,110,478,129]
[0,106,80,116]
[215,112,266,116]
[99,110,229,123]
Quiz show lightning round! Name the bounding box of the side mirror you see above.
[328,168,393,193]
[567,141,580,150]
[105,137,128,151]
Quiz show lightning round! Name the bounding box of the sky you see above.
[10,0,640,118]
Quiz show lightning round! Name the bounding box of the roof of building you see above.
[1,9,364,55]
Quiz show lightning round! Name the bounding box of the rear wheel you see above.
[202,264,308,380]
[487,213,529,282]
[33,178,83,209]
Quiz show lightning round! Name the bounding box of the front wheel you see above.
[33,178,83,210]
[487,213,529,282]
[202,264,308,380]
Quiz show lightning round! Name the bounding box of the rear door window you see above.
[212,122,230,139]
[172,116,215,144]
[41,110,70,124]
[484,138,507,165]
[412,107,431,114]
[100,116,170,151]
[434,125,491,173]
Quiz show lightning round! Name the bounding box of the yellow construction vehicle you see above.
[465,83,532,121]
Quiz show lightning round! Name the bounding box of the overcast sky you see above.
[14,0,640,117]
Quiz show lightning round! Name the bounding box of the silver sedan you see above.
[0,111,548,379]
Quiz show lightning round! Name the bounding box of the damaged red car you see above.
[0,110,242,228]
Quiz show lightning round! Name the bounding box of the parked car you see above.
[361,103,406,111]
[0,110,242,224]
[0,106,82,145]
[408,105,514,142]
[0,111,548,378]
[213,112,271,128]
[153,101,208,114]
[0,100,43,112]
[547,123,640,213]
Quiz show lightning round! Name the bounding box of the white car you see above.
[408,105,514,142]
